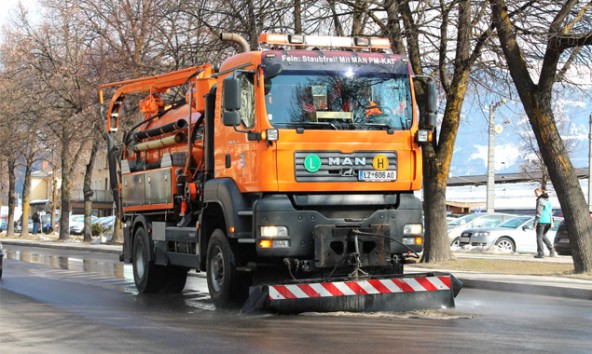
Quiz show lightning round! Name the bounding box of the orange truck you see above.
[100,33,460,313]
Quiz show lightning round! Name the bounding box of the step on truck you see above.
[99,33,461,313]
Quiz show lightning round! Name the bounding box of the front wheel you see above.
[495,237,515,253]
[206,229,249,308]
[133,227,165,293]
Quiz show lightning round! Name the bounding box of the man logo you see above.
[372,154,389,170]
[341,168,356,177]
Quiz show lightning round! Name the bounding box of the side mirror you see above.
[223,111,241,127]
[222,76,241,127]
[223,76,241,111]
[422,81,437,129]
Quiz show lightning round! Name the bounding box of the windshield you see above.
[499,216,531,228]
[448,213,482,226]
[264,70,412,130]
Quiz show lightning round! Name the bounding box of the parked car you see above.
[15,218,34,233]
[553,221,571,255]
[96,215,116,232]
[448,213,516,247]
[458,216,563,253]
[40,214,53,233]
[69,215,99,234]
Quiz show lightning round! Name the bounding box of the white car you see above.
[69,215,99,234]
[457,216,563,253]
[448,213,516,247]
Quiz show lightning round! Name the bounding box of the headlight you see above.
[403,224,423,235]
[402,236,423,245]
[260,226,288,238]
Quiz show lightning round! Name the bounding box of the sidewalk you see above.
[2,237,592,301]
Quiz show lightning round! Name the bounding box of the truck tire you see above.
[206,229,248,308]
[133,227,166,293]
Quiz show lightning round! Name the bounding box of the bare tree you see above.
[489,0,592,272]
[9,1,100,240]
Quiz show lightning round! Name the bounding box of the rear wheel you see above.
[495,237,515,253]
[206,229,250,308]
[133,227,166,293]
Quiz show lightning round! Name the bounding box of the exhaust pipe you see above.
[220,33,250,53]
[132,118,188,141]
[133,132,186,152]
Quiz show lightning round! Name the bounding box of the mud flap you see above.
[242,272,462,314]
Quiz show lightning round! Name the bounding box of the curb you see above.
[1,239,122,255]
[460,278,592,301]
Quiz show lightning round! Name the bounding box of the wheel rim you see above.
[452,239,460,247]
[135,242,145,279]
[209,246,224,293]
[496,239,513,252]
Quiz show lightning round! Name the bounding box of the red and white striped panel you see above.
[268,276,452,300]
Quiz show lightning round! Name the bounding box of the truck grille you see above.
[295,151,397,182]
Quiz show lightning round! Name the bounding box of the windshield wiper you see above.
[273,121,339,130]
[353,122,395,133]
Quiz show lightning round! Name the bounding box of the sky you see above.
[2,0,39,26]
[450,90,592,178]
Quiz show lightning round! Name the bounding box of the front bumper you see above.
[252,194,423,262]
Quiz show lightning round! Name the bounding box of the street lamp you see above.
[486,99,506,213]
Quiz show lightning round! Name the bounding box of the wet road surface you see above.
[1,245,591,353]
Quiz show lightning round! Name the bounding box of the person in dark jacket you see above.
[32,212,40,235]
[533,188,556,258]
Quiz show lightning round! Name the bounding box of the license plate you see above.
[559,239,570,244]
[358,170,396,181]
[460,237,470,243]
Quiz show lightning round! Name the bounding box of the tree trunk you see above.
[83,133,100,242]
[58,141,74,240]
[328,0,345,37]
[59,173,72,240]
[6,157,17,237]
[421,144,451,261]
[384,0,405,55]
[0,160,3,217]
[293,0,302,34]
[20,159,33,236]
[51,169,58,234]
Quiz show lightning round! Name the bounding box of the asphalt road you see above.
[1,245,592,353]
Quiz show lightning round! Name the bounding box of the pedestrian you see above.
[32,212,40,235]
[533,188,556,258]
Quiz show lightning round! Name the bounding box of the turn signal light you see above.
[259,240,272,248]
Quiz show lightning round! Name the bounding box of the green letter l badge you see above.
[304,154,321,173]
